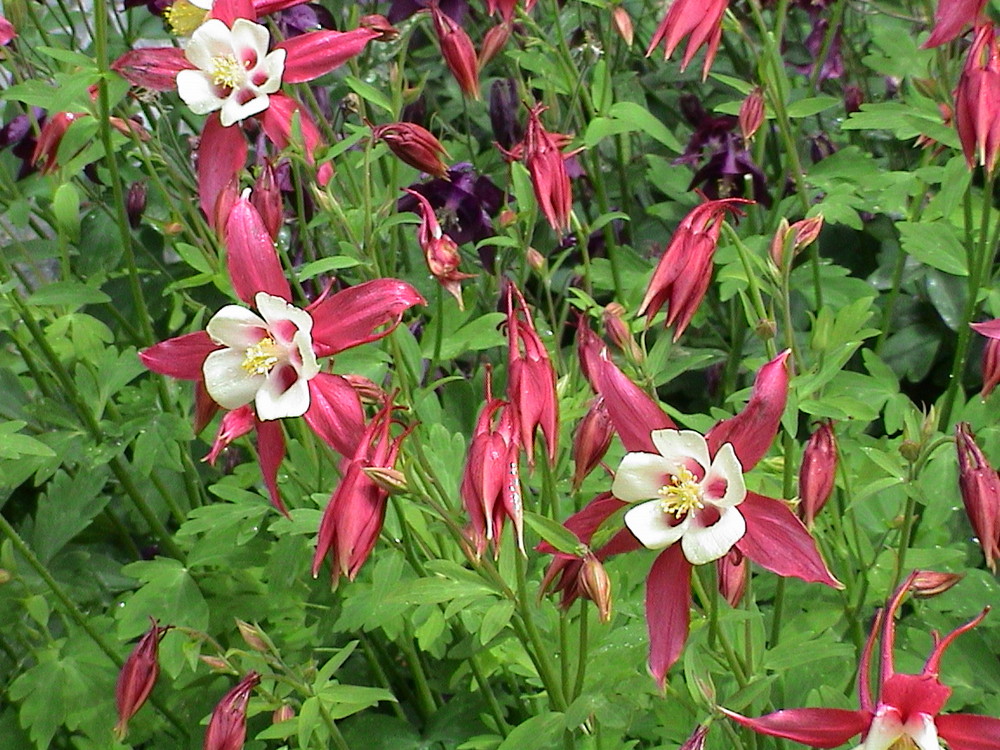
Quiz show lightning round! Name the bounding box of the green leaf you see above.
[0,421,55,459]
[172,242,215,275]
[344,76,394,114]
[607,102,682,152]
[28,281,110,308]
[31,469,109,564]
[52,183,81,241]
[496,713,564,750]
[523,511,584,555]
[118,558,210,638]
[479,600,516,644]
[298,256,361,280]
[786,96,840,118]
[897,221,968,276]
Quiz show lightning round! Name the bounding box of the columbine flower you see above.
[404,188,475,308]
[204,672,260,750]
[645,0,727,79]
[723,571,999,750]
[614,429,747,565]
[973,318,1000,396]
[923,0,987,48]
[430,2,480,99]
[954,23,1000,175]
[140,194,424,513]
[638,197,751,341]
[113,8,377,219]
[115,619,169,739]
[955,422,1000,572]
[541,340,839,686]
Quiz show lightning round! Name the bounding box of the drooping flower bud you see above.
[404,187,475,308]
[272,704,295,724]
[980,334,1000,397]
[124,180,148,229]
[490,78,523,150]
[373,122,450,178]
[520,104,576,234]
[769,215,824,269]
[430,3,480,99]
[251,163,283,241]
[360,14,399,42]
[479,22,512,67]
[579,554,613,623]
[738,87,765,142]
[954,23,1000,174]
[908,569,964,598]
[204,671,260,750]
[717,550,747,607]
[798,421,837,528]
[115,619,169,739]
[679,725,710,750]
[572,396,613,489]
[32,111,81,174]
[602,302,642,362]
[235,620,269,653]
[611,6,634,47]
[955,423,1000,572]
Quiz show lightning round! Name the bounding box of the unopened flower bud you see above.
[204,672,260,750]
[479,22,512,67]
[798,421,837,528]
[579,554,612,623]
[126,181,147,229]
[526,246,546,270]
[360,14,398,42]
[235,619,268,653]
[32,111,81,174]
[955,423,1000,572]
[611,6,634,47]
[0,569,10,584]
[373,121,450,178]
[755,318,777,339]
[251,163,283,241]
[115,619,169,739]
[572,396,613,489]
[163,221,184,235]
[490,79,523,150]
[679,725,710,750]
[718,550,747,607]
[363,466,408,493]
[344,374,387,405]
[843,85,863,115]
[272,704,295,724]
[899,439,921,463]
[770,215,823,268]
[909,570,964,598]
[430,4,480,99]
[199,655,232,672]
[499,208,517,228]
[739,87,765,142]
[603,303,642,362]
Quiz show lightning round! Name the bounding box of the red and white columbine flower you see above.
[140,194,424,514]
[113,0,378,220]
[723,571,1000,750]
[541,333,840,687]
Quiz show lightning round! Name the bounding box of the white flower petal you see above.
[206,305,268,348]
[189,0,213,9]
[230,18,271,62]
[612,452,675,502]
[624,500,691,550]
[651,429,711,471]
[860,706,905,750]
[292,329,320,380]
[256,365,310,419]
[681,506,746,565]
[255,292,314,339]
[904,714,944,750]
[176,69,224,115]
[702,442,746,508]
[185,19,235,69]
[220,93,269,126]
[257,49,286,94]
[203,348,265,410]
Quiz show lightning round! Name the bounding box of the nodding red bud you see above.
[126,181,147,229]
[115,619,169,740]
[32,111,82,174]
[479,22,512,67]
[798,421,837,528]
[579,554,613,623]
[769,215,823,268]
[204,671,260,750]
[572,396,613,489]
[611,6,634,47]
[981,335,1000,397]
[602,302,642,362]
[739,87,765,142]
[251,163,283,241]
[360,14,399,41]
[522,104,575,233]
[718,550,748,607]
[954,24,1000,174]
[0,15,16,46]
[272,704,295,724]
[430,4,480,99]
[679,725,710,750]
[373,121,450,178]
[526,246,546,270]
[235,620,269,653]
[404,188,474,308]
[955,422,1000,572]
[909,570,964,598]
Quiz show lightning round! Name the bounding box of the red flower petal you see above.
[112,48,193,91]
[256,416,288,516]
[303,373,365,458]
[720,707,870,748]
[276,28,379,84]
[197,114,246,222]
[594,350,675,453]
[706,349,789,471]
[308,279,424,357]
[224,196,292,305]
[936,713,1000,750]
[645,545,691,689]
[735,491,841,588]
[139,331,218,379]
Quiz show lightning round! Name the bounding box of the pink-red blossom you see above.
[646,0,727,79]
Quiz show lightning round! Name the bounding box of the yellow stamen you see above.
[241,337,280,375]
[163,0,208,37]
[658,466,704,517]
[209,54,245,89]
[888,738,919,750]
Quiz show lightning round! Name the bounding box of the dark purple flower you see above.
[398,163,503,248]
[276,3,335,36]
[794,19,844,81]
[0,111,42,180]
[688,133,771,206]
[490,79,523,150]
[387,0,467,24]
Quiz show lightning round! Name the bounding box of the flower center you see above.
[242,337,281,375]
[163,0,207,37]
[209,54,246,90]
[658,466,704,517]
[888,738,919,750]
